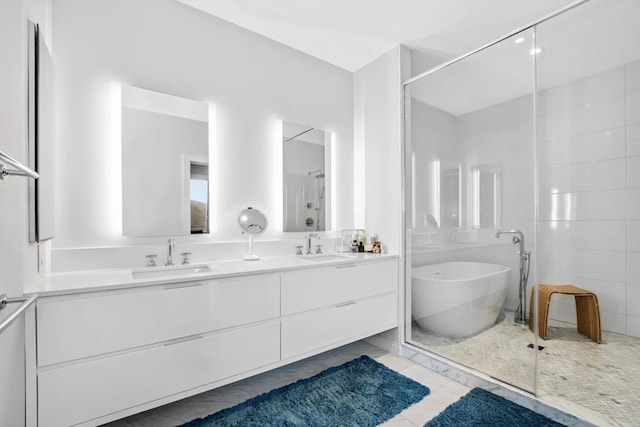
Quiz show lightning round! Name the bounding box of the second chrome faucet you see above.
[166,238,176,266]
[303,233,323,255]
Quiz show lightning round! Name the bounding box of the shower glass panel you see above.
[405,28,538,393]
[535,0,640,424]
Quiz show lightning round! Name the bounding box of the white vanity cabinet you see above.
[281,258,397,359]
[37,274,280,366]
[31,256,398,427]
[35,274,281,427]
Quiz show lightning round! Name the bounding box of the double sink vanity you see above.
[25,253,398,427]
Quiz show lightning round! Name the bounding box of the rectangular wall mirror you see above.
[471,163,502,229]
[28,21,55,243]
[121,85,211,237]
[282,121,331,232]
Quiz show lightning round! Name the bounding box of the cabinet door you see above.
[38,321,280,427]
[37,274,280,366]
[281,293,397,360]
[281,258,397,314]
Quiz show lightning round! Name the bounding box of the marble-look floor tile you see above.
[400,381,470,426]
[380,413,421,427]
[410,309,640,426]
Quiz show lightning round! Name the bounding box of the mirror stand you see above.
[238,207,268,261]
[244,235,260,261]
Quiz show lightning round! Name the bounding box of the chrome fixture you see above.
[296,245,304,255]
[308,169,325,178]
[315,244,323,254]
[145,254,158,267]
[166,238,176,266]
[181,252,191,265]
[0,293,38,336]
[305,233,319,255]
[496,229,531,324]
[283,126,315,143]
[0,149,39,180]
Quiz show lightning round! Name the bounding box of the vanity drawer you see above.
[281,292,397,360]
[38,321,280,427]
[281,258,396,314]
[37,273,280,366]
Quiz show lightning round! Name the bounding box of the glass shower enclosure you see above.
[404,0,639,424]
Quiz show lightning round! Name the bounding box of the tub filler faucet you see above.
[496,229,531,324]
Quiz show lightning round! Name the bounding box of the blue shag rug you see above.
[425,387,566,426]
[179,355,429,427]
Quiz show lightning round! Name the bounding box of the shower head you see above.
[308,169,324,178]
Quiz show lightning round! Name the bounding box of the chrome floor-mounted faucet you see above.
[496,229,531,324]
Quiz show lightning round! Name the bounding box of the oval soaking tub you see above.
[412,262,511,338]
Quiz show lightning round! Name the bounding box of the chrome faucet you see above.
[166,238,176,266]
[496,229,530,324]
[495,229,525,256]
[305,233,319,255]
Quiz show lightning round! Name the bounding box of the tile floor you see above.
[411,310,640,427]
[102,340,471,427]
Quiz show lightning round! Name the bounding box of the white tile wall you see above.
[539,157,626,194]
[538,221,626,252]
[538,190,626,221]
[412,61,639,337]
[628,189,640,220]
[539,128,626,167]
[538,62,639,337]
[626,62,640,93]
[626,91,640,124]
[628,124,640,156]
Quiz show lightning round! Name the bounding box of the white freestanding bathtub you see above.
[412,262,511,338]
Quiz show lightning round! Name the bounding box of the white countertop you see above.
[27,253,397,297]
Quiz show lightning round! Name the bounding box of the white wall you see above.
[353,45,410,255]
[0,1,51,424]
[537,62,640,337]
[52,0,353,257]
[353,46,410,353]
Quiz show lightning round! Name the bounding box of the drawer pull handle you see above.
[163,283,204,291]
[336,301,356,308]
[336,264,357,269]
[164,335,203,346]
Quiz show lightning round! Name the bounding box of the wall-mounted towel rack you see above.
[0,293,38,335]
[0,149,39,180]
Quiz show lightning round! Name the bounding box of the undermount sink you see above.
[301,254,351,262]
[132,264,211,279]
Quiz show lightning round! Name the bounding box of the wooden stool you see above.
[529,284,601,343]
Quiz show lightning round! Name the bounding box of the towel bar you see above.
[0,293,38,336]
[0,149,39,180]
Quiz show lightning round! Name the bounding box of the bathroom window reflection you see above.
[282,121,331,232]
[121,84,211,237]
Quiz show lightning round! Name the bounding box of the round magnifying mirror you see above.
[238,207,267,260]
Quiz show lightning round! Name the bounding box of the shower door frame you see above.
[400,0,591,397]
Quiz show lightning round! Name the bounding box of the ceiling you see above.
[177,0,639,116]
[177,0,576,72]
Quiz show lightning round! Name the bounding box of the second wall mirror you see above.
[282,121,331,232]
